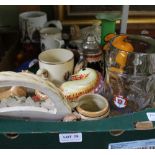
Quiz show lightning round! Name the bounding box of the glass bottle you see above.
[82,34,103,73]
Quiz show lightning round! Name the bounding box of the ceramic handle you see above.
[44,20,62,31]
[59,40,65,47]
[36,68,49,80]
[55,39,65,47]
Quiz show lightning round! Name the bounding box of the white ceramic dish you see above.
[0,71,72,121]
[0,106,59,121]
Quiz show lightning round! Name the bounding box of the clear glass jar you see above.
[104,69,154,114]
[82,34,104,73]
[104,34,155,114]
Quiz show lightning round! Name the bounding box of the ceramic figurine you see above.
[60,68,104,102]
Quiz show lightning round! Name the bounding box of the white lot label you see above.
[147,112,155,121]
[59,133,82,143]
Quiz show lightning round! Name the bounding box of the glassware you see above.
[104,34,155,114]
[81,34,103,73]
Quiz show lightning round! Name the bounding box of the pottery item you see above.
[19,11,62,43]
[40,27,64,51]
[40,27,62,40]
[0,71,71,121]
[60,68,104,102]
[75,94,110,120]
[77,109,110,121]
[40,38,64,52]
[38,48,74,86]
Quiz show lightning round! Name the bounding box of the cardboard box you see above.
[0,108,155,148]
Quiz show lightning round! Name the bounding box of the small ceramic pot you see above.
[76,94,110,120]
[40,38,64,52]
[40,27,64,51]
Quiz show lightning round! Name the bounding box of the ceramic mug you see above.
[40,27,64,51]
[40,37,64,52]
[37,48,74,86]
[40,27,62,40]
[19,11,62,43]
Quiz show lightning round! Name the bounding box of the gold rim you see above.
[76,94,109,118]
[39,49,74,65]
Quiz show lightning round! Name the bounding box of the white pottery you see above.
[38,48,74,86]
[40,27,62,40]
[40,38,63,52]
[0,71,71,121]
[76,94,110,120]
[40,27,64,51]
[19,11,62,43]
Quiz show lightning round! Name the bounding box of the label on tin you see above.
[113,95,127,108]
[59,133,82,143]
